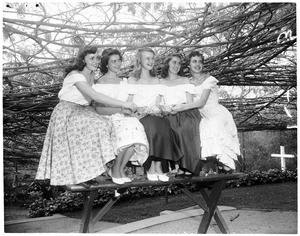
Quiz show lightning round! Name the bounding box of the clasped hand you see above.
[156,104,176,115]
[121,103,185,116]
[123,102,138,114]
[170,104,185,113]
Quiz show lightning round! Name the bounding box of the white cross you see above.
[271,146,295,171]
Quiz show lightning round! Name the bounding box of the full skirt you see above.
[166,109,202,174]
[35,101,115,185]
[111,113,149,166]
[139,115,183,173]
[200,104,241,170]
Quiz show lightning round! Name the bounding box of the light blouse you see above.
[194,76,220,108]
[58,73,92,105]
[163,84,197,105]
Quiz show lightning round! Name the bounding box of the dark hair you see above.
[131,47,157,79]
[187,51,204,65]
[65,45,98,75]
[100,48,123,74]
[160,53,182,78]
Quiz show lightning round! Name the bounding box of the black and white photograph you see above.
[2,1,297,234]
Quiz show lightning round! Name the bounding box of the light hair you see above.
[131,47,157,79]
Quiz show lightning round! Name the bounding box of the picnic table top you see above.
[64,172,246,192]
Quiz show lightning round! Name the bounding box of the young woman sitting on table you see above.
[160,53,202,179]
[127,47,183,182]
[35,45,137,187]
[172,51,241,173]
[93,48,149,185]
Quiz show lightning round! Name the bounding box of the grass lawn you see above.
[63,181,297,224]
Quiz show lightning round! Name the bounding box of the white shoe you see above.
[122,177,132,183]
[157,173,169,182]
[147,172,158,181]
[108,169,125,185]
[112,177,125,185]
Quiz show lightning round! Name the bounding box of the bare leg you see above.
[147,161,156,174]
[155,161,164,175]
[120,146,135,178]
[146,161,159,181]
[155,161,169,182]
[111,151,124,178]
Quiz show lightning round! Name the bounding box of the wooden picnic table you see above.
[64,172,245,233]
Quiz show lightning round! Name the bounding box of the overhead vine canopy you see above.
[3,2,297,160]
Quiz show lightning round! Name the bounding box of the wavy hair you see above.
[100,48,123,74]
[131,47,157,79]
[160,53,183,78]
[187,51,204,65]
[65,45,98,75]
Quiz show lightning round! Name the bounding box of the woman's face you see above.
[189,56,203,74]
[84,53,100,71]
[140,51,155,70]
[107,54,122,73]
[168,56,181,75]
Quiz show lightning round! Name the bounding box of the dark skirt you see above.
[140,115,183,173]
[166,108,202,174]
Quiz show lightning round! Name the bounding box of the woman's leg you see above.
[108,152,126,185]
[154,161,163,175]
[147,161,156,174]
[111,153,123,178]
[120,146,135,178]
[155,161,169,181]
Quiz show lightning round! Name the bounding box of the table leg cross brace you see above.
[78,179,231,233]
[79,190,123,233]
[198,180,230,234]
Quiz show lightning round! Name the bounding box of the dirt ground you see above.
[5,205,297,234]
[4,206,31,222]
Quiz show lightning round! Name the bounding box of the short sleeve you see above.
[202,76,219,90]
[183,84,197,94]
[64,73,87,84]
[58,73,90,105]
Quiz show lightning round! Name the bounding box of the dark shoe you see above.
[202,156,218,173]
[78,182,91,188]
[217,161,235,174]
[218,166,235,174]
[183,173,194,180]
[175,173,185,179]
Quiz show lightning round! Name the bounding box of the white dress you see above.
[92,82,149,166]
[194,76,241,170]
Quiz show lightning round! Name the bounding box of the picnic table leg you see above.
[93,192,122,224]
[198,180,227,234]
[180,187,209,212]
[164,186,168,205]
[79,191,97,233]
[200,188,231,234]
